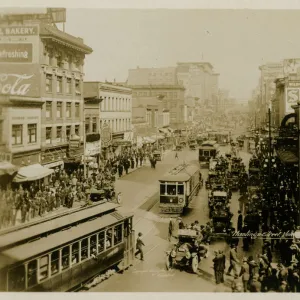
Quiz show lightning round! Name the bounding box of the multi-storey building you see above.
[83,81,133,145]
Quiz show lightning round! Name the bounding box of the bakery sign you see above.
[0,64,41,97]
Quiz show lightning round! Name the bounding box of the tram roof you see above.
[0,210,133,269]
[159,164,199,182]
[0,202,120,251]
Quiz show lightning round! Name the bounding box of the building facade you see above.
[84,82,133,143]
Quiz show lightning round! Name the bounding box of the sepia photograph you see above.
[0,1,300,295]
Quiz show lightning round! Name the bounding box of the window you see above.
[177,184,184,195]
[46,127,52,144]
[114,224,123,245]
[106,229,113,249]
[167,184,177,195]
[46,101,52,118]
[51,250,59,276]
[39,255,49,281]
[66,125,71,141]
[12,124,22,145]
[160,183,166,195]
[98,231,105,253]
[75,103,80,118]
[8,265,25,292]
[56,102,62,118]
[75,125,80,136]
[56,76,63,93]
[66,102,71,118]
[85,117,90,134]
[75,80,81,95]
[66,78,72,94]
[46,74,52,92]
[62,246,70,270]
[71,242,79,265]
[27,260,37,288]
[92,117,97,133]
[57,55,63,68]
[90,235,97,256]
[81,238,89,261]
[174,92,178,98]
[56,126,62,142]
[28,124,37,144]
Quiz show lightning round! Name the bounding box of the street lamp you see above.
[156,94,165,150]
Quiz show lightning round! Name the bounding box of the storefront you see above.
[85,133,101,164]
[41,147,66,170]
[64,135,84,173]
[0,152,18,188]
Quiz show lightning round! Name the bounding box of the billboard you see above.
[0,64,41,97]
[285,88,300,114]
[283,59,300,76]
[0,24,39,64]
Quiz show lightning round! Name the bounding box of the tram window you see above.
[204,150,209,157]
[98,231,105,253]
[27,260,38,287]
[106,229,112,248]
[62,246,70,270]
[160,184,166,195]
[199,150,203,156]
[51,250,59,275]
[177,184,184,195]
[114,224,123,245]
[71,242,79,265]
[39,255,49,281]
[90,235,97,256]
[81,238,89,261]
[8,265,25,291]
[167,185,176,195]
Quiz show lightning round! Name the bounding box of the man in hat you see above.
[239,257,250,292]
[226,244,239,277]
[237,210,243,232]
[249,274,261,292]
[135,232,145,261]
[168,218,174,241]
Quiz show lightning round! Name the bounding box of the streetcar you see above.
[198,140,219,167]
[158,163,201,214]
[0,202,135,292]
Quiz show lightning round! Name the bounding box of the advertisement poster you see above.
[283,58,300,76]
[285,88,300,114]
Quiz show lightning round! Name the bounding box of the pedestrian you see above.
[135,232,145,261]
[226,244,239,277]
[218,250,226,283]
[213,251,221,284]
[239,257,250,292]
[175,152,178,159]
[249,274,261,292]
[237,210,243,232]
[168,218,174,241]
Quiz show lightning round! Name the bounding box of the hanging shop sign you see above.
[101,122,112,148]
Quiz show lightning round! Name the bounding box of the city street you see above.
[87,139,256,292]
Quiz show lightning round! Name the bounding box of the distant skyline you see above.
[60,9,300,100]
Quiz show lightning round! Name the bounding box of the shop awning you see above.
[142,136,156,143]
[0,161,19,176]
[13,164,54,183]
[276,149,299,164]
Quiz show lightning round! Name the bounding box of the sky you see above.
[61,9,300,100]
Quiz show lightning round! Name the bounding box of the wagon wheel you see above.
[191,255,199,273]
[166,255,171,271]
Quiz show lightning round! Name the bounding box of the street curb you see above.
[198,267,232,288]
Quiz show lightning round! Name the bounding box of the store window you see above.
[75,103,80,118]
[85,117,90,134]
[56,76,63,94]
[12,125,23,145]
[56,102,62,118]
[39,255,49,281]
[46,101,52,119]
[46,74,52,93]
[46,127,52,144]
[66,78,72,94]
[28,124,37,144]
[66,102,71,118]
[56,126,62,142]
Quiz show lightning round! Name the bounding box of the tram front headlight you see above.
[179,198,184,204]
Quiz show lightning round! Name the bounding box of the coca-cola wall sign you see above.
[0,64,41,97]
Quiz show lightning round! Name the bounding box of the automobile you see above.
[205,171,218,189]
[209,158,218,171]
[175,145,183,151]
[209,191,229,217]
[165,229,206,273]
[227,171,239,191]
[89,186,116,202]
[211,207,234,238]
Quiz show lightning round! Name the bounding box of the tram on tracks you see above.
[0,201,135,292]
[198,140,219,167]
[158,163,201,214]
